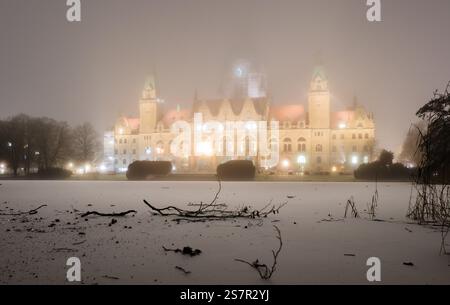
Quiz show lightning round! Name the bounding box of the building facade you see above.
[106,67,375,174]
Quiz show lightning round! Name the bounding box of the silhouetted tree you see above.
[72,122,100,164]
[33,118,72,170]
[378,149,394,166]
[399,121,426,166]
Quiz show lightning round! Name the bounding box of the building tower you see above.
[139,76,158,134]
[308,66,330,129]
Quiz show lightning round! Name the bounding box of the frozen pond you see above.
[0,181,449,284]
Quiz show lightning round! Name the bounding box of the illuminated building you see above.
[106,67,375,174]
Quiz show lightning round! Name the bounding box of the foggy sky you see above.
[1,0,450,153]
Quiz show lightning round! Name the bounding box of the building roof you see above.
[331,111,355,128]
[161,108,191,127]
[269,104,306,122]
[122,117,140,131]
[192,98,269,117]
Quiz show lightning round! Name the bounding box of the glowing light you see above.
[99,164,107,172]
[331,166,337,173]
[351,156,359,165]
[172,165,177,172]
[297,155,306,165]
[84,164,91,173]
[0,163,4,169]
[76,168,84,175]
[338,123,347,129]
[197,142,213,156]
[282,159,290,168]
[7,142,12,147]
[245,122,257,130]
[156,147,164,154]
[363,156,369,164]
[145,147,152,155]
[67,162,74,169]
[118,128,124,135]
[235,67,244,78]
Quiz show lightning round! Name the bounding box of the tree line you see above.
[0,114,100,176]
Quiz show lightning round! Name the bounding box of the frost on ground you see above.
[0,181,449,284]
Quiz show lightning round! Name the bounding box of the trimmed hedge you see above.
[38,167,72,179]
[217,160,256,180]
[354,161,414,180]
[126,161,172,180]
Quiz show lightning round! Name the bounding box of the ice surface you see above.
[0,181,449,284]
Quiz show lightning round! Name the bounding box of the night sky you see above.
[1,0,449,152]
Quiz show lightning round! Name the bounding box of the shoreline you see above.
[0,173,413,183]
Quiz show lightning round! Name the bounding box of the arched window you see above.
[283,138,292,153]
[297,137,306,152]
[315,144,323,152]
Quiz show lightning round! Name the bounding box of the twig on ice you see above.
[81,210,137,218]
[162,246,202,257]
[175,266,191,275]
[0,204,47,216]
[235,225,283,280]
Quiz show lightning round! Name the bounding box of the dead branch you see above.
[144,199,287,221]
[344,197,359,218]
[0,204,47,216]
[235,225,282,280]
[163,246,202,257]
[367,181,379,220]
[175,266,191,275]
[81,210,137,218]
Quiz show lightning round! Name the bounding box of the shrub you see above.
[354,161,414,180]
[37,167,72,179]
[217,160,256,180]
[126,161,172,180]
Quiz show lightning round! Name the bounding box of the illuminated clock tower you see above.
[139,76,158,134]
[308,67,331,129]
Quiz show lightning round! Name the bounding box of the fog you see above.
[1,0,450,152]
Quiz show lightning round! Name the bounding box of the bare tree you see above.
[72,122,100,164]
[408,82,450,254]
[399,121,426,166]
[33,118,72,170]
[0,114,30,175]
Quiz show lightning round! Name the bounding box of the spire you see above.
[310,65,328,92]
[142,75,156,100]
[193,88,199,102]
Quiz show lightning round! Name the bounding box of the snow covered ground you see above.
[0,181,449,284]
